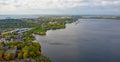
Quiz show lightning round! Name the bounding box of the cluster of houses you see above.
[0,41,18,61]
[2,28,32,35]
[10,28,32,34]
[0,28,32,42]
[0,42,31,62]
[0,35,23,42]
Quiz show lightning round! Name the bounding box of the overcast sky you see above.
[0,0,120,15]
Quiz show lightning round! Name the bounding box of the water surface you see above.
[36,19,120,62]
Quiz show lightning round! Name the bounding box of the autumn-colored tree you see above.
[18,52,23,59]
[0,52,3,60]
[36,51,41,56]
[39,32,46,35]
[0,42,4,46]
[11,53,15,60]
[29,51,36,58]
[23,50,28,59]
[4,53,11,61]
[17,43,21,49]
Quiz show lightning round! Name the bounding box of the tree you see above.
[29,51,36,58]
[4,53,11,61]
[11,53,15,60]
[23,50,28,59]
[0,52,3,60]
[18,52,23,59]
[17,43,22,49]
[36,51,41,56]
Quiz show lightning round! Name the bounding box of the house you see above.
[0,46,9,50]
[4,50,16,59]
[20,59,28,62]
[5,50,16,54]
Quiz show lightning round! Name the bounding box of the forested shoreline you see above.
[0,16,78,62]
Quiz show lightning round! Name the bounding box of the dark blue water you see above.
[36,19,120,62]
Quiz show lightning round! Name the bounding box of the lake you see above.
[35,19,120,62]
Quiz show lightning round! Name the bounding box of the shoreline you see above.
[0,16,78,62]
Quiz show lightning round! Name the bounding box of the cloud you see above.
[0,0,85,10]
[93,0,120,6]
[0,0,120,15]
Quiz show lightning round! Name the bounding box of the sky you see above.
[0,0,120,15]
